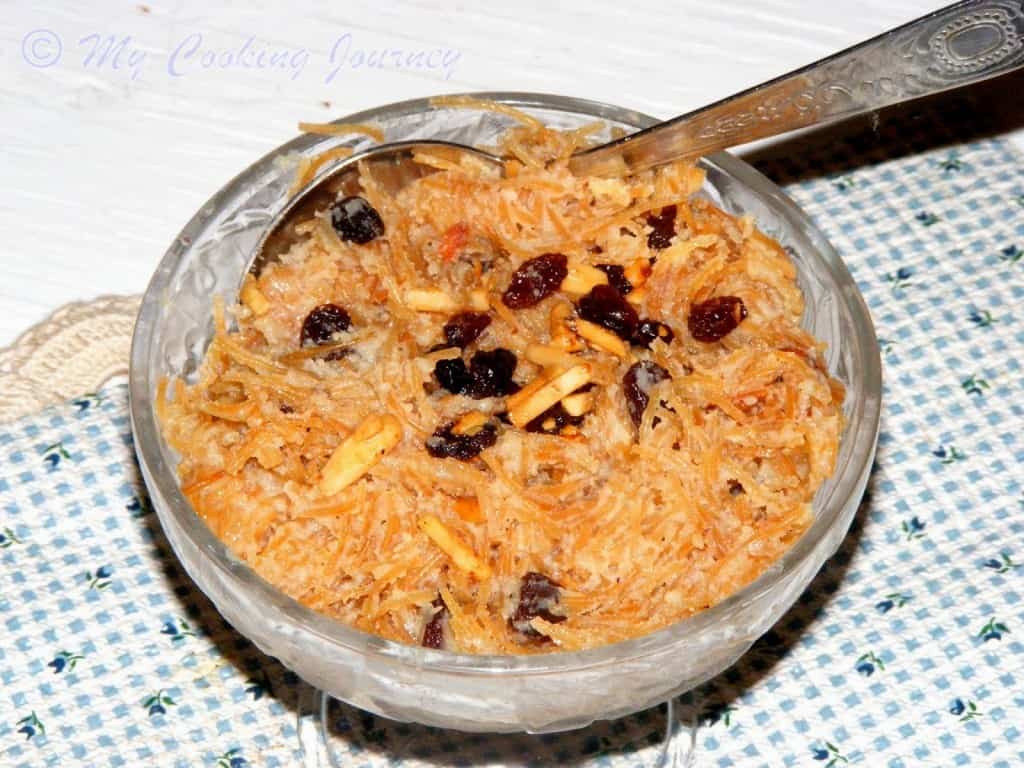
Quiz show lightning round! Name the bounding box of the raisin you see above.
[623,361,671,427]
[443,312,491,348]
[524,402,584,434]
[632,319,675,349]
[466,349,520,398]
[329,195,385,244]
[577,284,639,340]
[434,358,473,394]
[728,479,745,496]
[501,253,568,309]
[646,205,677,250]
[421,596,448,649]
[434,349,520,398]
[300,304,351,347]
[595,263,632,295]
[510,572,566,640]
[688,296,748,342]
[426,421,498,461]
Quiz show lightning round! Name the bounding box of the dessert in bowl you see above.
[130,93,881,732]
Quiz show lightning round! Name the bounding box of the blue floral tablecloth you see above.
[2,113,1024,767]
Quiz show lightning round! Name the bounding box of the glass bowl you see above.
[129,92,882,734]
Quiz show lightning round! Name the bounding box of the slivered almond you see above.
[624,258,651,288]
[525,343,579,370]
[549,303,583,352]
[625,286,647,307]
[560,263,608,296]
[468,289,490,311]
[319,413,402,496]
[423,346,462,362]
[561,390,593,417]
[404,288,460,313]
[453,497,485,524]
[506,371,555,412]
[451,411,490,436]
[508,364,592,428]
[241,281,271,316]
[576,319,628,357]
[418,514,491,578]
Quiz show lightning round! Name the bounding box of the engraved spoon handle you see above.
[570,0,1024,175]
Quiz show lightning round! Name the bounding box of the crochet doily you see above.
[0,295,141,423]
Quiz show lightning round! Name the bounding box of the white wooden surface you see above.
[2,0,1021,347]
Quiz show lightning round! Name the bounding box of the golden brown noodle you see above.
[159,110,844,654]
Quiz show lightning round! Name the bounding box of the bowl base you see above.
[310,689,701,767]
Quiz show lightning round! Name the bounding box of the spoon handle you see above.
[570,0,1024,176]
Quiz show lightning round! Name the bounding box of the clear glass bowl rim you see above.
[129,90,882,676]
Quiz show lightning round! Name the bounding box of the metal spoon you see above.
[253,0,1024,272]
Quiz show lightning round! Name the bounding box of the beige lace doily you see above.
[0,295,141,423]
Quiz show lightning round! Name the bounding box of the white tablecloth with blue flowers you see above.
[2,111,1024,768]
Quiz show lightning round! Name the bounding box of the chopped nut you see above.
[549,303,583,352]
[559,263,609,296]
[625,286,647,307]
[451,411,490,436]
[525,343,580,370]
[418,514,491,578]
[575,319,628,357]
[453,497,485,524]
[423,346,462,362]
[468,289,490,311]
[560,390,594,417]
[507,364,592,428]
[624,258,651,288]
[319,413,402,496]
[241,281,271,316]
[405,289,460,313]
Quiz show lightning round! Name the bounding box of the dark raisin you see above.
[466,348,520,398]
[434,358,473,395]
[421,596,448,649]
[728,479,745,496]
[426,421,498,461]
[329,195,385,244]
[300,304,351,347]
[443,312,492,348]
[646,205,677,250]
[688,296,748,342]
[279,403,294,414]
[623,361,671,427]
[501,253,568,309]
[524,402,584,434]
[510,572,566,639]
[435,349,519,398]
[595,264,632,295]
[632,319,675,349]
[577,284,639,340]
